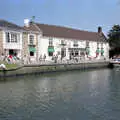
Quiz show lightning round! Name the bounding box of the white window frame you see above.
[28,34,35,45]
[73,40,78,47]
[49,37,53,46]
[5,31,20,43]
[86,41,89,47]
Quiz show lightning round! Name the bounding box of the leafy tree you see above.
[108,25,120,57]
[108,24,120,48]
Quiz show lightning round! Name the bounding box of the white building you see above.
[0,20,23,58]
[0,19,109,62]
[24,21,109,62]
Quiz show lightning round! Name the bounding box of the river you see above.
[0,68,120,120]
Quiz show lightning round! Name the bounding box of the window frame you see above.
[49,37,53,46]
[29,34,35,45]
[5,32,20,43]
[86,41,89,47]
[73,40,78,47]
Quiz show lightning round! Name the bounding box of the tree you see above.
[108,25,120,57]
[108,24,120,48]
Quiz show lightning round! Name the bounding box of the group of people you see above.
[0,53,20,64]
[0,52,101,65]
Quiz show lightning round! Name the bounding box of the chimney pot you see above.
[98,26,102,33]
[24,19,30,27]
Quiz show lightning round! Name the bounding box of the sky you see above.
[0,0,120,36]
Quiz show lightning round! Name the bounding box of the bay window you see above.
[29,34,35,45]
[5,32,20,43]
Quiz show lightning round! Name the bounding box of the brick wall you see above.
[22,32,28,58]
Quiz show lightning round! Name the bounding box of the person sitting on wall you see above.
[0,64,7,70]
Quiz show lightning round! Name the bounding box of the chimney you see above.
[24,19,30,27]
[98,26,102,33]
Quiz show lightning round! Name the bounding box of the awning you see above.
[48,48,55,52]
[96,49,100,53]
[29,47,36,52]
[101,49,104,53]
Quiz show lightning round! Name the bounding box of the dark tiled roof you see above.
[36,23,107,42]
[0,19,23,31]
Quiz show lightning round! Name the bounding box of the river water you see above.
[0,68,120,120]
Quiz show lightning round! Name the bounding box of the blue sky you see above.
[0,0,120,35]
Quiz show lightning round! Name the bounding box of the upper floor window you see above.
[97,43,99,48]
[101,43,103,48]
[86,41,89,47]
[6,32,10,42]
[73,40,78,47]
[61,40,66,46]
[29,34,35,45]
[11,33,18,42]
[49,38,53,46]
[5,32,20,43]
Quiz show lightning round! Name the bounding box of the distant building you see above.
[0,19,109,62]
[0,19,23,58]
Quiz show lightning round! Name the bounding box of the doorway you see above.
[9,49,14,55]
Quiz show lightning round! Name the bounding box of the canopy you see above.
[48,47,55,52]
[29,47,36,52]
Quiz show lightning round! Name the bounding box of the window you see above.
[29,35,34,45]
[48,46,54,56]
[73,40,78,47]
[49,38,53,46]
[86,41,89,47]
[11,33,17,42]
[48,52,53,56]
[97,43,99,48]
[30,51,34,56]
[61,40,66,46]
[6,32,10,42]
[101,43,103,48]
[61,48,66,57]
[5,32,20,43]
[48,38,54,56]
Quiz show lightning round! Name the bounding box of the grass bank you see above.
[0,61,19,70]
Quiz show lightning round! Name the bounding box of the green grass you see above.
[0,61,19,70]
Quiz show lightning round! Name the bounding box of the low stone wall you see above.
[0,61,109,78]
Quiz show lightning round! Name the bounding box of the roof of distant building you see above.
[0,19,23,31]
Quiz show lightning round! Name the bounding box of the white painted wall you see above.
[38,36,109,61]
[103,43,109,60]
[1,29,110,61]
[2,31,22,58]
[3,31,22,50]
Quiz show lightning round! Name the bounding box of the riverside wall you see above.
[0,61,109,78]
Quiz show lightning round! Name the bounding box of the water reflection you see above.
[0,69,120,120]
